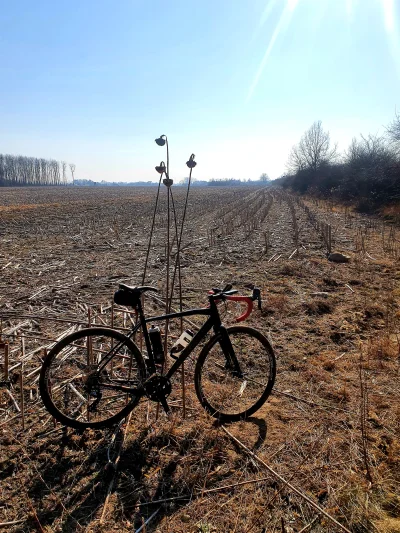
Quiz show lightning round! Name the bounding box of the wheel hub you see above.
[83,370,104,411]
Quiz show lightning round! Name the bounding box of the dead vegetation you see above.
[0,186,399,532]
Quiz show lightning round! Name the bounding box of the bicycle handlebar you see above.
[208,288,255,322]
[211,289,238,299]
[225,295,253,322]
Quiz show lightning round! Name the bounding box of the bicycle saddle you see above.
[114,285,158,307]
[118,284,158,294]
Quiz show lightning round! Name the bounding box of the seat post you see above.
[136,297,156,373]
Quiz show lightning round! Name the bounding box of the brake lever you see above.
[252,287,262,310]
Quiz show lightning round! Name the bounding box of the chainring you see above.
[144,374,172,402]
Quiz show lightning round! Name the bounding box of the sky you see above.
[0,0,399,182]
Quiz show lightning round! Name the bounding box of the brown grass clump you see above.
[303,298,333,315]
[279,261,303,277]
[381,202,400,219]
[368,335,399,361]
[373,518,400,533]
[262,293,291,315]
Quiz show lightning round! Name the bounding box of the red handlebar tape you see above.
[225,295,253,322]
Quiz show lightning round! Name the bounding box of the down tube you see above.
[165,318,214,379]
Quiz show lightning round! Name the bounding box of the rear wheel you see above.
[195,326,276,422]
[39,327,146,430]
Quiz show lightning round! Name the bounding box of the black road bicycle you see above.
[39,284,276,430]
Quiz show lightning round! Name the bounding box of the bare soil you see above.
[0,186,399,533]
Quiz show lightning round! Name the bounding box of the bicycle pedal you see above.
[159,395,170,414]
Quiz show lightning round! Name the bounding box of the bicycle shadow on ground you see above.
[8,427,115,532]
[111,415,269,530]
[10,414,269,532]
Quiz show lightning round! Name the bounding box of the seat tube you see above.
[137,299,155,371]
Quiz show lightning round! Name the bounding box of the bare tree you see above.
[287,121,337,174]
[69,163,76,186]
[61,161,67,185]
[259,173,270,182]
[386,112,400,155]
[345,134,395,170]
[0,154,70,186]
[286,144,307,174]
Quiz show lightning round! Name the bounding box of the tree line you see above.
[208,175,271,186]
[0,154,76,186]
[280,114,400,212]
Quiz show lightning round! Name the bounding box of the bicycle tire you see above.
[194,326,276,422]
[39,327,146,430]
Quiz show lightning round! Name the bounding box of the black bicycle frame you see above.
[97,296,242,381]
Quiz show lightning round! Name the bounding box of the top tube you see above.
[144,307,211,324]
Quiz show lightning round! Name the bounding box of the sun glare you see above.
[247,0,300,102]
[379,0,400,80]
[345,0,353,20]
[259,0,279,31]
[381,0,395,34]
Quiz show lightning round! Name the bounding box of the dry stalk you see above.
[359,350,373,484]
[139,476,271,506]
[222,426,352,533]
[0,519,26,528]
[134,507,161,533]
[20,361,25,430]
[297,516,319,533]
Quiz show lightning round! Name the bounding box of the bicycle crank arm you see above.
[158,394,170,414]
[100,383,145,396]
[143,375,172,414]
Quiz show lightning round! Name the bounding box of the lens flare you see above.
[381,0,395,33]
[246,0,300,102]
[380,0,400,79]
[250,0,278,43]
[345,0,353,21]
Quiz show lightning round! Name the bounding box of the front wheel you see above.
[194,326,276,422]
[39,327,146,430]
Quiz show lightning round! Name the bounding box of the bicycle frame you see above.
[97,296,239,385]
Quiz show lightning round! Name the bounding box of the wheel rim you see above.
[199,329,273,417]
[45,331,143,425]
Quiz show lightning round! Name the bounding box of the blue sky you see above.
[0,0,399,182]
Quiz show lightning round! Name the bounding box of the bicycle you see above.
[39,284,276,430]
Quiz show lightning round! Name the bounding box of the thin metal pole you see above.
[166,138,170,181]
[168,164,195,419]
[163,186,171,368]
[111,302,114,377]
[142,174,163,285]
[87,307,92,365]
[169,189,186,417]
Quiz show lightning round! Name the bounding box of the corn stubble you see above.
[0,187,399,532]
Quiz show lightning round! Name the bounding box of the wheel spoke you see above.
[40,328,145,428]
[196,326,276,420]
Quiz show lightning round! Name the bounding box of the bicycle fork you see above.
[218,327,243,378]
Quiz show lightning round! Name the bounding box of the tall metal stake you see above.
[147,136,197,421]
